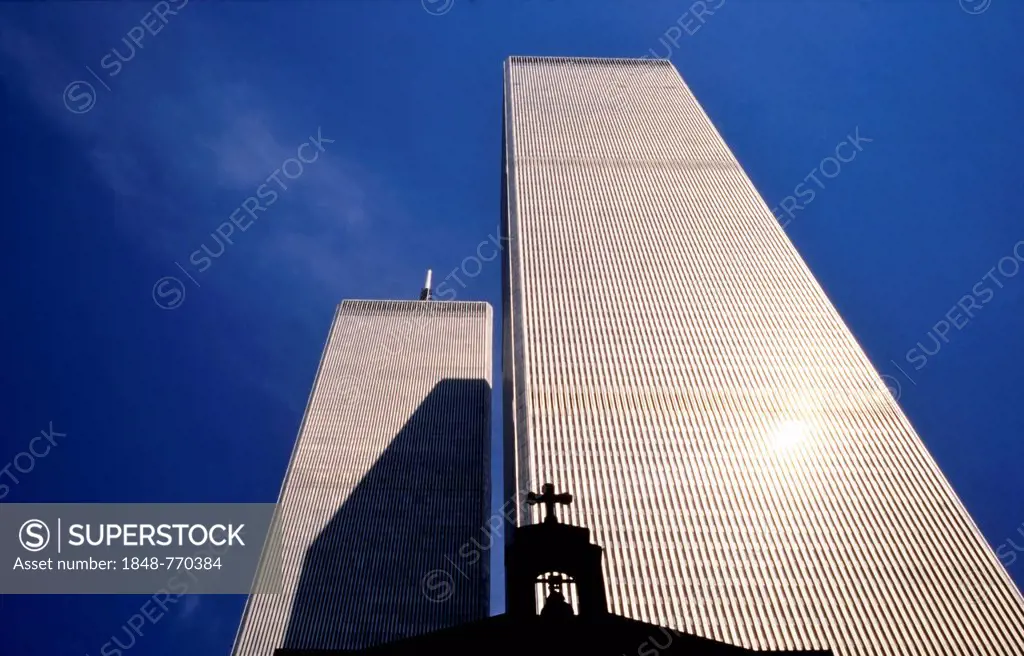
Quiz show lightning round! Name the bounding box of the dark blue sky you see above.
[2,1,1023,654]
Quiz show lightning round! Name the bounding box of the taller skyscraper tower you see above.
[232,298,492,654]
[501,56,1024,653]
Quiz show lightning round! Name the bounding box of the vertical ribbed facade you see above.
[502,56,1024,654]
[232,300,491,654]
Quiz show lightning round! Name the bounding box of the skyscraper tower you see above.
[232,293,492,653]
[501,56,1024,653]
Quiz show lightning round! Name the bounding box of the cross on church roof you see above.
[527,483,573,524]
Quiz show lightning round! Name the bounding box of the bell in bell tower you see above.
[505,483,609,619]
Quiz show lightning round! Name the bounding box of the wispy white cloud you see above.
[0,10,374,283]
[204,112,284,188]
[0,7,406,424]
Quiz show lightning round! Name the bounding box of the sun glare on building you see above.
[770,419,809,453]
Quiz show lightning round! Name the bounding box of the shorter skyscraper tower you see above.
[232,281,492,653]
